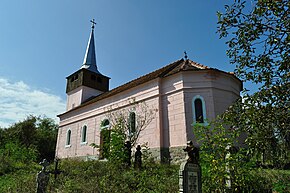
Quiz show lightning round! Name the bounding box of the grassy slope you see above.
[0,159,289,193]
[0,160,179,193]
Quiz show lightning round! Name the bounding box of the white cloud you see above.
[0,78,65,128]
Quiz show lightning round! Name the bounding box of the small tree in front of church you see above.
[106,98,157,146]
[94,98,157,163]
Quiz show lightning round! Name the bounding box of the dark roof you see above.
[58,58,241,117]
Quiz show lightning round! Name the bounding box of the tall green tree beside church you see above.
[0,115,58,174]
[217,0,289,165]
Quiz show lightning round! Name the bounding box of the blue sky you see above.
[0,0,253,127]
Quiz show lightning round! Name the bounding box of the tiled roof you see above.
[59,58,240,116]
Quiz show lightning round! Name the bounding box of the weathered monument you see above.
[179,141,202,193]
[36,159,50,193]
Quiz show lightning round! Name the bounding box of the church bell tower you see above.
[66,20,110,111]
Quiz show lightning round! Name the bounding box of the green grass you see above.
[0,159,179,193]
[0,159,289,193]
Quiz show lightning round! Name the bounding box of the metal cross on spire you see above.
[184,51,188,60]
[90,19,96,29]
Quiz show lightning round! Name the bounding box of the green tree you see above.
[92,99,157,164]
[106,98,157,146]
[1,115,58,162]
[217,0,290,166]
[193,119,253,192]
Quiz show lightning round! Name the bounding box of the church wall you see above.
[57,79,163,158]
[182,71,216,142]
[211,74,241,116]
[66,87,82,111]
[181,71,242,143]
[59,79,160,126]
[56,69,242,160]
[160,74,187,148]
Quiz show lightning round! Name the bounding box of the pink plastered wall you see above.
[56,70,242,159]
[56,80,162,158]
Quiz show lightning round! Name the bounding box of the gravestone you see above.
[179,162,202,193]
[124,141,132,166]
[179,141,202,193]
[36,159,50,193]
[134,145,142,169]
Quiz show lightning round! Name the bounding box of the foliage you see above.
[193,120,253,192]
[217,0,289,88]
[217,0,290,167]
[0,115,58,175]
[0,142,38,175]
[106,98,157,146]
[252,169,290,193]
[224,95,289,167]
[92,98,157,163]
[193,119,290,192]
[0,159,179,193]
[108,124,128,164]
[1,157,289,193]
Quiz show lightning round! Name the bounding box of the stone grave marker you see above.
[179,162,201,193]
[179,141,202,193]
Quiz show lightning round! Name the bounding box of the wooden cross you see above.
[49,158,63,180]
[90,19,96,29]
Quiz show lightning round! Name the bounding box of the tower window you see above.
[91,75,96,81]
[70,74,79,82]
[192,95,206,124]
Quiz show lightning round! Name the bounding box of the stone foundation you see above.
[150,146,187,164]
[62,146,187,164]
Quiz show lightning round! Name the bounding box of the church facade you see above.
[55,23,242,162]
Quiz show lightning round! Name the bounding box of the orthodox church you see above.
[55,21,242,162]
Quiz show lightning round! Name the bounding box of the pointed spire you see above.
[81,19,100,74]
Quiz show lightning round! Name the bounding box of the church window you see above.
[81,125,87,144]
[100,119,110,159]
[192,95,206,124]
[66,129,72,147]
[129,112,136,135]
[101,119,110,129]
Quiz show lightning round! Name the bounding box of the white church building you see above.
[55,22,242,162]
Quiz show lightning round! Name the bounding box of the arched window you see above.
[101,119,110,129]
[192,95,206,124]
[100,119,110,159]
[81,125,87,143]
[129,112,136,134]
[66,129,72,147]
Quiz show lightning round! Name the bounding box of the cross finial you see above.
[90,19,96,29]
[184,51,188,60]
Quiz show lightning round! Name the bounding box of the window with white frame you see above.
[192,95,206,124]
[66,129,72,147]
[129,112,136,135]
[81,125,87,144]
